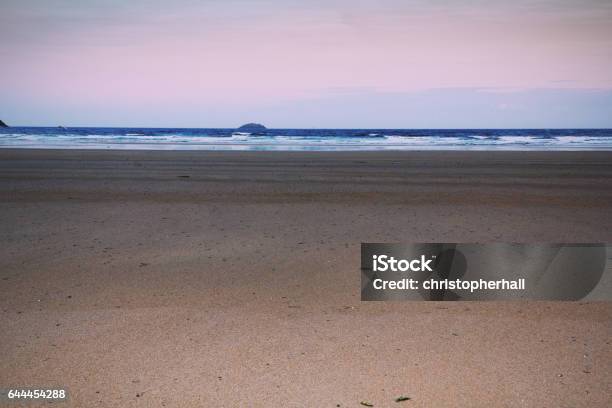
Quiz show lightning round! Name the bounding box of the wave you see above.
[1,128,611,151]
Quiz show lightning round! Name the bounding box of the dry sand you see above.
[1,149,611,407]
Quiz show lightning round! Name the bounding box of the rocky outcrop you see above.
[236,123,267,133]
[0,120,8,127]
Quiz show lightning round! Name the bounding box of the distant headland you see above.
[0,119,8,127]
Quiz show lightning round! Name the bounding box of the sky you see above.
[1,0,612,128]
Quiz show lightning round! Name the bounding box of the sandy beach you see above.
[1,149,611,407]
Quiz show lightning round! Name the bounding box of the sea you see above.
[1,127,612,151]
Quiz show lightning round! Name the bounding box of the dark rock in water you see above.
[236,123,267,134]
[0,120,8,127]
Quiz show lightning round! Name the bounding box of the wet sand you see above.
[1,149,611,407]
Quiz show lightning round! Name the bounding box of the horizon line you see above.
[3,124,612,131]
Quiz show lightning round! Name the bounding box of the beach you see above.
[1,149,611,407]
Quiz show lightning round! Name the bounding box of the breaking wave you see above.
[1,127,611,151]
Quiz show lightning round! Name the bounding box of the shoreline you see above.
[2,146,612,152]
[3,146,612,151]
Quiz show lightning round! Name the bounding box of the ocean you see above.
[1,127,612,151]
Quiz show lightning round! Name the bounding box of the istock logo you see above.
[372,254,435,272]
[362,243,609,301]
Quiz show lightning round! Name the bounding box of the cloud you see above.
[3,86,611,128]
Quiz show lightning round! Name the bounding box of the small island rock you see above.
[236,123,267,133]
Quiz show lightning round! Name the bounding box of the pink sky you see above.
[1,1,612,127]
